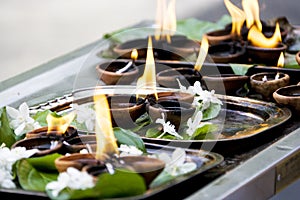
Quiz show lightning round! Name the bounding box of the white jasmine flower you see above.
[46,167,95,197]
[0,143,38,189]
[262,75,268,82]
[193,90,222,111]
[73,104,95,132]
[177,80,222,111]
[118,144,143,157]
[6,102,41,136]
[158,148,197,176]
[186,111,212,137]
[155,113,183,139]
[0,170,16,189]
[177,79,195,95]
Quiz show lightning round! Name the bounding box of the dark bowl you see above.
[202,74,249,95]
[273,85,300,114]
[246,43,287,66]
[163,37,200,58]
[11,137,63,157]
[147,100,196,131]
[208,42,246,63]
[206,29,232,45]
[107,94,146,129]
[156,67,202,88]
[96,61,139,85]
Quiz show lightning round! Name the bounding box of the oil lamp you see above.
[250,53,290,100]
[96,49,139,85]
[12,111,77,157]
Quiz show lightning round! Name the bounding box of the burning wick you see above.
[116,49,138,74]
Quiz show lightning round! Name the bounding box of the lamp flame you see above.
[46,112,76,135]
[277,52,284,68]
[194,35,209,71]
[94,93,119,160]
[155,0,177,43]
[131,49,138,61]
[242,0,262,31]
[224,0,245,37]
[248,22,281,48]
[136,36,158,100]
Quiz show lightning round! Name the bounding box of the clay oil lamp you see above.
[206,0,246,45]
[202,74,249,95]
[208,41,246,64]
[242,0,287,66]
[107,94,146,129]
[96,49,139,85]
[25,112,77,140]
[73,89,146,130]
[12,112,77,157]
[156,35,209,88]
[55,93,165,187]
[250,53,290,100]
[273,84,300,115]
[246,22,287,66]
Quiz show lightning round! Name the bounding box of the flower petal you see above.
[6,106,19,119]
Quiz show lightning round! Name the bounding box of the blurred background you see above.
[0,0,299,82]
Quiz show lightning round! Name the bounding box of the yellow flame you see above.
[46,112,76,134]
[155,0,176,42]
[93,93,119,160]
[131,49,138,60]
[194,35,209,71]
[242,0,262,31]
[224,0,245,37]
[248,22,281,48]
[136,36,158,99]
[277,52,284,68]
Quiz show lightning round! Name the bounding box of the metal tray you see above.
[29,86,291,155]
[0,144,223,200]
[141,95,291,153]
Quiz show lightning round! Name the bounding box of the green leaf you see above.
[17,159,58,192]
[230,63,254,75]
[114,127,146,153]
[32,110,52,127]
[146,128,162,138]
[0,107,16,147]
[150,170,174,188]
[192,124,218,140]
[202,103,222,121]
[177,16,231,41]
[27,153,61,172]
[94,169,146,199]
